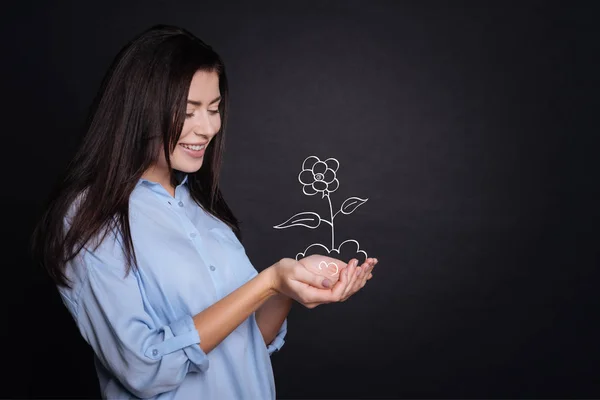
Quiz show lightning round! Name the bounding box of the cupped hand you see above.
[268,257,347,307]
[304,257,378,308]
[268,255,378,309]
[297,254,347,286]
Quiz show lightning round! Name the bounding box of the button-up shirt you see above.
[58,175,287,399]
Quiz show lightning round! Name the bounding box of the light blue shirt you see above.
[59,175,287,399]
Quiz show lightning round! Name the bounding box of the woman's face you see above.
[155,69,222,176]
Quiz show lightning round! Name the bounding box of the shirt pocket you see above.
[208,227,258,286]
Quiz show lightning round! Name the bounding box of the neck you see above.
[142,166,175,197]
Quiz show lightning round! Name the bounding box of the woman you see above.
[31,24,377,399]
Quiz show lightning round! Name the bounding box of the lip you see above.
[179,143,207,158]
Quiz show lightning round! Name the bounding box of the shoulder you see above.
[61,187,129,289]
[60,223,129,315]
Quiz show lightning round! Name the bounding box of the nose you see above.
[192,112,219,138]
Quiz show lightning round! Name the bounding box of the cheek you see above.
[213,116,222,132]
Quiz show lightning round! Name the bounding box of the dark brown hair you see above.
[31,24,239,287]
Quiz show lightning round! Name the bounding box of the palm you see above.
[298,255,348,285]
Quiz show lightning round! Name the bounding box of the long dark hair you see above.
[31,24,239,287]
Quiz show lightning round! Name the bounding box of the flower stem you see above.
[326,193,335,250]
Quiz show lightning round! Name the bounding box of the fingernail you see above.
[322,279,331,288]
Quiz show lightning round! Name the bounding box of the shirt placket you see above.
[169,196,227,300]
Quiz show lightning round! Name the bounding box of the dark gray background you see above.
[3,0,598,398]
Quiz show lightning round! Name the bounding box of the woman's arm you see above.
[253,255,364,346]
[255,293,293,345]
[73,252,343,397]
[192,256,341,353]
[192,266,278,353]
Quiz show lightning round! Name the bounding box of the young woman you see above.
[31,24,377,399]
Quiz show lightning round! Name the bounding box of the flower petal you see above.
[302,184,318,196]
[302,156,320,171]
[325,158,339,172]
[312,161,328,174]
[327,178,339,193]
[298,169,315,185]
[323,169,336,183]
[313,180,328,191]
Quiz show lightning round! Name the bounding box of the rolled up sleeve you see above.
[266,318,287,355]
[75,248,208,398]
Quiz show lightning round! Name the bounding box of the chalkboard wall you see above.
[4,1,598,398]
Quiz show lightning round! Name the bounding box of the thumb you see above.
[295,265,332,289]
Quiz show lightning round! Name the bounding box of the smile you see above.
[180,144,205,151]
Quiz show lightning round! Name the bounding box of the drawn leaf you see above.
[340,197,368,215]
[273,212,322,229]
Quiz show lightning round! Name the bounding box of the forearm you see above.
[255,293,293,345]
[192,265,277,353]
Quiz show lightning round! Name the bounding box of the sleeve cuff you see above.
[144,315,209,372]
[267,318,287,355]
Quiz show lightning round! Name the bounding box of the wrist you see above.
[260,262,282,297]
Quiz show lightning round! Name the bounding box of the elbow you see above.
[119,367,178,399]
[258,324,278,346]
[126,385,162,400]
[94,317,209,396]
[120,369,185,399]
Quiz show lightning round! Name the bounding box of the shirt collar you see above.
[137,171,189,188]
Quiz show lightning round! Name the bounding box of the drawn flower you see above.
[274,154,370,264]
[298,156,340,196]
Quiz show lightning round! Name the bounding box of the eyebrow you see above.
[187,96,221,106]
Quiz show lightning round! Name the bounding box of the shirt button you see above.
[209,265,216,271]
[152,349,158,356]
[190,233,196,238]
[178,201,184,207]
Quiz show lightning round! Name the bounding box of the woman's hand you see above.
[267,257,345,307]
[266,256,377,309]
[297,254,348,286]
[303,257,377,308]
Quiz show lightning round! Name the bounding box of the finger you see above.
[362,258,376,280]
[331,260,353,300]
[358,264,370,287]
[345,259,371,298]
[292,263,334,289]
[331,260,351,291]
[352,261,369,290]
[342,260,360,299]
[362,259,375,282]
[288,279,338,304]
[345,259,357,279]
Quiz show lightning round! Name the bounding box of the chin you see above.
[175,160,204,174]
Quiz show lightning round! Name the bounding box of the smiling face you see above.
[143,69,222,188]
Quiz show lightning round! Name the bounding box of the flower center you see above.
[314,173,324,181]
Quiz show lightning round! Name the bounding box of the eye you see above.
[185,112,194,118]
[208,109,220,115]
